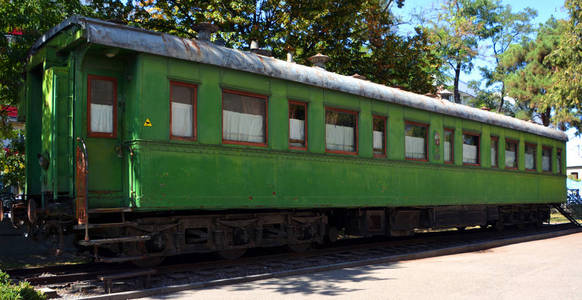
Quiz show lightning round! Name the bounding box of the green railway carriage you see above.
[8,16,567,263]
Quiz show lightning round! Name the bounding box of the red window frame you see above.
[524,142,537,171]
[505,139,519,170]
[325,107,359,156]
[288,100,308,151]
[541,145,552,173]
[444,128,454,164]
[87,74,117,138]
[462,131,481,166]
[557,148,563,174]
[221,89,269,147]
[404,120,429,162]
[373,115,387,158]
[490,136,499,167]
[170,81,198,141]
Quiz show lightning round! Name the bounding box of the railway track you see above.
[10,223,580,300]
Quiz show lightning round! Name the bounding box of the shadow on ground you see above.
[152,263,401,299]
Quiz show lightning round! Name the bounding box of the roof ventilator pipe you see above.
[249,40,272,56]
[352,73,366,80]
[194,22,218,41]
[308,53,330,69]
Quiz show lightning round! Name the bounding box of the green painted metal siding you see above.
[115,54,566,211]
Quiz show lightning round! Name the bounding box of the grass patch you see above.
[550,210,582,224]
[0,270,46,300]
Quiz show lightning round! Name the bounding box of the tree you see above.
[501,19,563,126]
[114,0,441,93]
[546,0,582,132]
[424,0,494,103]
[477,4,537,112]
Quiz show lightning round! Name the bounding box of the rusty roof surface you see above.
[31,15,567,141]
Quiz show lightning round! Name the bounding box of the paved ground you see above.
[141,232,582,300]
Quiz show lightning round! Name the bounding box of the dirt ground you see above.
[140,232,582,300]
[0,222,83,269]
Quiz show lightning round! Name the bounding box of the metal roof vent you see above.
[194,22,218,41]
[308,53,329,69]
[352,73,366,80]
[249,40,272,56]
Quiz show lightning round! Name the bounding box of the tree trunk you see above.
[454,62,461,104]
[497,82,506,113]
[541,107,551,126]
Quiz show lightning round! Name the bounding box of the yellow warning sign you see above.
[144,118,152,127]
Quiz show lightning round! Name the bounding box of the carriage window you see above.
[289,101,307,150]
[491,136,498,167]
[557,149,563,174]
[405,122,428,160]
[170,82,196,139]
[325,108,357,154]
[525,143,537,171]
[373,116,386,157]
[88,75,116,137]
[444,129,454,163]
[505,139,518,169]
[542,146,552,172]
[222,90,267,146]
[462,133,480,165]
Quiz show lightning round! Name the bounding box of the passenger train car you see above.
[3,16,567,264]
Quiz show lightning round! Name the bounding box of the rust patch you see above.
[249,196,253,200]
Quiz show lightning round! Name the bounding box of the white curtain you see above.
[373,130,384,151]
[444,141,451,161]
[289,118,305,143]
[491,146,497,166]
[463,144,478,164]
[405,136,425,159]
[91,103,113,133]
[525,152,535,169]
[172,102,193,137]
[223,110,264,143]
[542,155,551,171]
[506,150,516,167]
[326,124,355,152]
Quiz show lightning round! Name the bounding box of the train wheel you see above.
[218,248,246,260]
[288,243,311,253]
[132,256,165,268]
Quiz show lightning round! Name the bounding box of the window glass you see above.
[525,144,537,170]
[463,133,480,165]
[557,149,562,174]
[491,137,498,167]
[89,77,115,135]
[444,129,453,163]
[542,147,551,172]
[171,82,196,138]
[222,91,267,144]
[325,109,357,153]
[505,140,518,168]
[405,123,427,160]
[373,116,386,156]
[289,102,306,149]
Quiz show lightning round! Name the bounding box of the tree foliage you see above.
[545,0,582,132]
[500,19,563,126]
[423,0,494,103]
[477,3,537,112]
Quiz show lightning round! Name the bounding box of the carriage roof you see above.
[31,15,568,142]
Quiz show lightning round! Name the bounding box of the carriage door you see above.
[85,75,123,207]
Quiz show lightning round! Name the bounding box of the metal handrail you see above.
[76,137,89,240]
